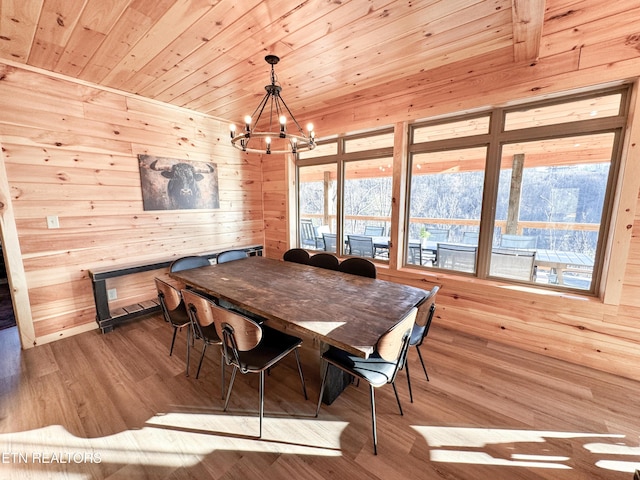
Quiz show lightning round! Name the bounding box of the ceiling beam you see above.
[512,0,546,62]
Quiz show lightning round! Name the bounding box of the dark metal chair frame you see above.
[217,249,249,264]
[210,302,308,437]
[155,277,192,374]
[315,307,418,454]
[283,248,310,265]
[181,289,226,395]
[169,255,210,273]
[308,253,340,270]
[405,286,440,403]
[338,257,377,278]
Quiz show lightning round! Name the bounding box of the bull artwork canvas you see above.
[138,155,220,210]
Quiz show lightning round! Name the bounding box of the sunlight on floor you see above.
[413,425,640,473]
[0,413,346,475]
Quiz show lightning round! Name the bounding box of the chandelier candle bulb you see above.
[229,123,236,138]
[280,115,286,137]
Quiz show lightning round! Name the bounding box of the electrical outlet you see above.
[107,288,117,301]
[46,215,60,229]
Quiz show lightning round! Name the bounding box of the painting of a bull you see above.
[138,155,220,210]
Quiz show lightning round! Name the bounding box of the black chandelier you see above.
[229,55,315,154]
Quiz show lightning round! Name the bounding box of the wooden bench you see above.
[89,245,263,333]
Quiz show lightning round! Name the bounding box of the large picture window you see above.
[298,164,337,251]
[296,85,629,294]
[406,87,628,292]
[297,129,393,258]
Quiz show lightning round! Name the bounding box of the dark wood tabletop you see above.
[169,256,429,358]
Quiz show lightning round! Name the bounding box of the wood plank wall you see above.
[1,0,639,385]
[0,62,263,346]
[262,0,640,381]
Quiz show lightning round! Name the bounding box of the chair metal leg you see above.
[169,326,178,356]
[220,350,225,400]
[185,327,191,377]
[224,366,238,411]
[259,370,265,437]
[416,346,429,381]
[369,385,378,455]
[315,360,329,416]
[293,349,308,400]
[195,342,207,379]
[392,381,404,416]
[405,355,414,403]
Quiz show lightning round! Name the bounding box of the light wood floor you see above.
[1,314,639,480]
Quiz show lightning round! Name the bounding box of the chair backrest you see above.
[181,288,220,341]
[347,235,375,258]
[300,219,316,247]
[339,257,377,278]
[436,243,477,272]
[490,249,536,281]
[500,234,537,249]
[217,249,248,264]
[155,277,183,313]
[170,255,210,273]
[461,231,479,245]
[283,248,310,265]
[411,286,440,349]
[209,302,262,364]
[364,225,385,236]
[376,307,418,375]
[323,233,337,252]
[414,285,440,329]
[308,253,340,270]
[426,228,449,242]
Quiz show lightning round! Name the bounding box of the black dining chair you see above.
[339,257,376,278]
[283,248,310,265]
[210,301,308,437]
[155,277,192,374]
[169,255,210,272]
[217,249,248,264]
[308,253,340,270]
[405,286,439,403]
[215,249,264,321]
[315,307,418,454]
[181,289,225,393]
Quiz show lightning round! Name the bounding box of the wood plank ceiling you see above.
[0,0,545,126]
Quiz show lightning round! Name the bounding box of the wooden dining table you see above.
[169,255,429,359]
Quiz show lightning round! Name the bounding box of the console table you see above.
[89,245,263,333]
